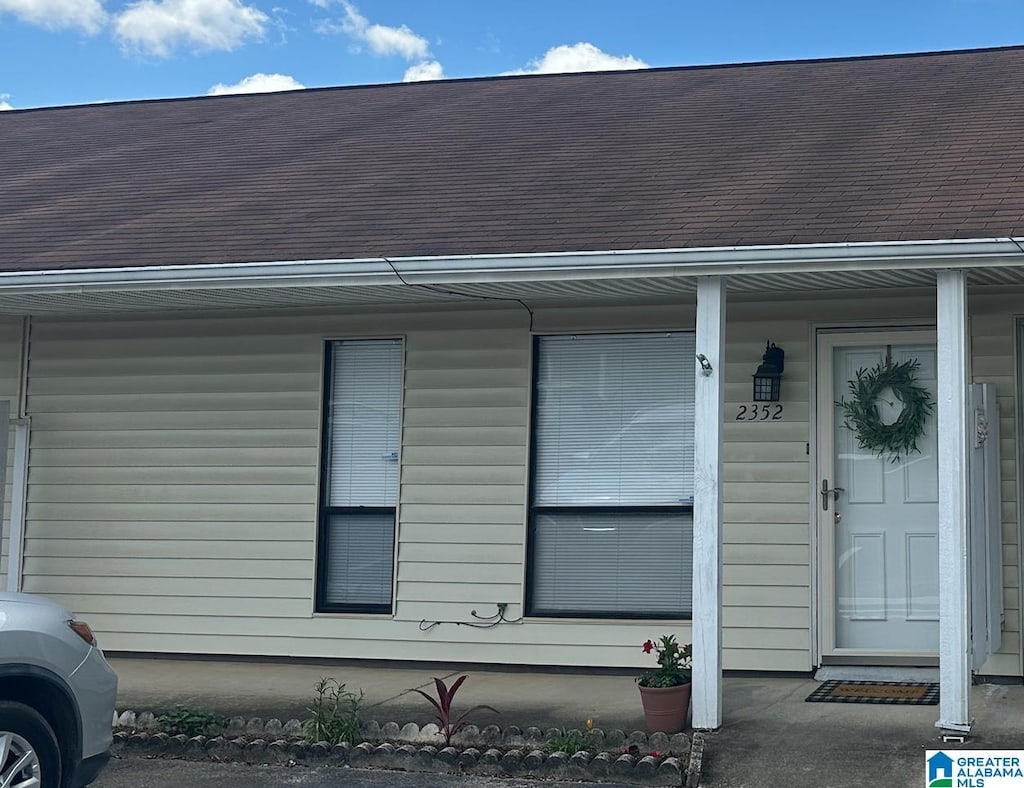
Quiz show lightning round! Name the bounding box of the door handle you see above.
[821,480,845,510]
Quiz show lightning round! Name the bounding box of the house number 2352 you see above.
[735,404,783,421]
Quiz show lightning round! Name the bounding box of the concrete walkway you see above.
[109,656,1024,787]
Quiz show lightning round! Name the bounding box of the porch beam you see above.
[936,269,972,732]
[692,275,725,730]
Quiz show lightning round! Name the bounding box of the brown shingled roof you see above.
[3,46,1024,272]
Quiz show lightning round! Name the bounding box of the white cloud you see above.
[0,93,12,110]
[0,0,107,34]
[403,60,443,82]
[318,1,428,60]
[509,42,647,75]
[114,0,268,57]
[361,22,427,59]
[208,72,305,95]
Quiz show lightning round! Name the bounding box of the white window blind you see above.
[326,339,403,507]
[531,512,693,615]
[322,512,395,607]
[533,333,695,507]
[530,332,695,617]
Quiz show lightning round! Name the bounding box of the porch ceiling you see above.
[1,264,1024,316]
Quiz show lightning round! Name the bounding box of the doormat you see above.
[805,680,939,705]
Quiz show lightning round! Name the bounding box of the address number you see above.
[735,404,783,421]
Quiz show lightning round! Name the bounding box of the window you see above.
[316,339,403,613]
[528,332,696,618]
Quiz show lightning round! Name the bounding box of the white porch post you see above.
[936,269,972,732]
[692,275,725,730]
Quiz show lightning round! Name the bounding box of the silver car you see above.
[0,592,117,787]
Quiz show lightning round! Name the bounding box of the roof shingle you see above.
[3,46,1024,271]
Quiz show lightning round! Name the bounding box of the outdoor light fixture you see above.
[753,341,785,402]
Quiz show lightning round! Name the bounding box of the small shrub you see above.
[156,706,227,737]
[546,719,597,754]
[304,677,363,745]
[412,675,498,746]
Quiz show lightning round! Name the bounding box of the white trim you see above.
[692,276,725,730]
[5,419,28,593]
[2,238,1024,294]
[935,270,972,732]
[815,334,838,658]
[807,320,819,667]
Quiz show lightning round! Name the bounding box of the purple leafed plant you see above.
[412,675,498,746]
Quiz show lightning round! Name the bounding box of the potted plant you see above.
[636,634,692,733]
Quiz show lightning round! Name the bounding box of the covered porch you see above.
[1,238,1022,734]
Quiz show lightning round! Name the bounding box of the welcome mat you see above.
[805,680,939,705]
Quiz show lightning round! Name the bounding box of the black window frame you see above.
[315,339,400,615]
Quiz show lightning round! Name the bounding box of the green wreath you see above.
[835,358,934,463]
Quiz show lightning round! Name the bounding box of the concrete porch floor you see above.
[109,656,1024,788]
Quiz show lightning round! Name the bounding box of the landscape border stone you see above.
[112,709,701,786]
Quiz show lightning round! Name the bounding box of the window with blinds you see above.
[528,333,696,618]
[316,339,403,613]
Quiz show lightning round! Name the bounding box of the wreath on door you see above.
[835,358,934,463]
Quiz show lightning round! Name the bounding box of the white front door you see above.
[817,330,939,657]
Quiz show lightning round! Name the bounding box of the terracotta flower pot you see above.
[638,683,691,734]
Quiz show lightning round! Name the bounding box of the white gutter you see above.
[2,237,1023,293]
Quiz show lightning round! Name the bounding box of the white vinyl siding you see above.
[720,310,813,673]
[13,293,1022,677]
[318,339,402,611]
[530,333,695,618]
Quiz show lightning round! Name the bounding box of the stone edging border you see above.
[112,710,704,786]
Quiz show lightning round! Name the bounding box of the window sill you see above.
[522,615,693,625]
[312,611,395,619]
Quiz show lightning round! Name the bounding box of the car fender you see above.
[0,662,84,763]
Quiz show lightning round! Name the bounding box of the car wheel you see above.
[0,700,61,788]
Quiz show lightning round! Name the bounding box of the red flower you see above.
[642,640,654,653]
[651,750,661,759]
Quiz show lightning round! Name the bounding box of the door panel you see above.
[848,531,885,620]
[906,533,939,621]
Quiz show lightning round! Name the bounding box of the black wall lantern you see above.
[753,341,785,402]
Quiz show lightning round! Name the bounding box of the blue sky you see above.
[0,0,1022,109]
